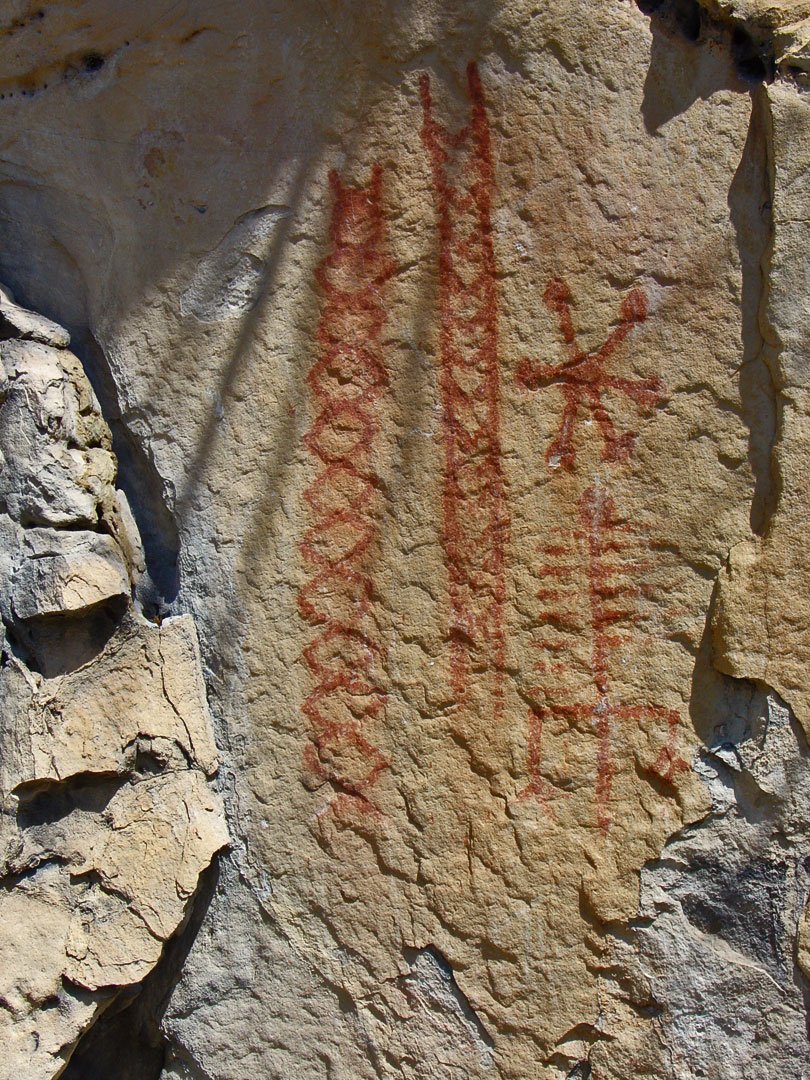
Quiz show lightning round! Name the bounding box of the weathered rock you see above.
[714,81,810,739]
[0,1,808,1078]
[0,297,227,1078]
[0,337,116,528]
[10,528,130,619]
[0,871,102,1080]
[0,284,71,349]
[5,613,221,785]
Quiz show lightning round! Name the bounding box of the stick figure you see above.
[516,280,663,471]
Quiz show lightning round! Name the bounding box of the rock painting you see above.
[517,281,684,829]
[516,280,663,471]
[522,482,687,829]
[301,65,684,836]
[299,166,393,820]
[419,62,509,717]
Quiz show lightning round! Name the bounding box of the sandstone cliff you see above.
[0,2,809,1078]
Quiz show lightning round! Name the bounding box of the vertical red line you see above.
[469,61,508,701]
[581,485,616,833]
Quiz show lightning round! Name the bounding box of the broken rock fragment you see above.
[0,284,71,349]
[10,528,130,620]
[0,295,228,1080]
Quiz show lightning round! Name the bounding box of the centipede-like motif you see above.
[521,483,687,830]
[516,280,663,472]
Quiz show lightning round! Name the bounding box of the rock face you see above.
[0,291,228,1079]
[0,1,809,1078]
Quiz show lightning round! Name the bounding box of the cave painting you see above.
[419,61,509,718]
[517,280,684,829]
[300,63,683,833]
[299,166,393,819]
[521,483,687,829]
[516,279,664,472]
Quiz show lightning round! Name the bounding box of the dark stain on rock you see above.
[82,52,106,74]
[674,855,788,978]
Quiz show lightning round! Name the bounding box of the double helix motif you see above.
[298,166,394,818]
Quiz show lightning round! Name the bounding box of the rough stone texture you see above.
[11,528,130,619]
[0,299,227,1078]
[714,80,810,730]
[0,1,809,1078]
[0,284,71,348]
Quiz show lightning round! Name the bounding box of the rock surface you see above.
[0,1,808,1078]
[11,528,130,619]
[0,295,227,1078]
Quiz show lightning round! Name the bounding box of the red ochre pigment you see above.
[300,78,683,835]
[420,62,509,717]
[522,483,687,830]
[515,274,683,830]
[517,279,663,472]
[298,166,394,819]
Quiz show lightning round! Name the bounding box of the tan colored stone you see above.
[8,614,220,786]
[64,892,164,992]
[11,528,130,619]
[0,863,109,1080]
[0,294,228,1077]
[714,82,810,734]
[79,769,230,941]
[0,1,809,1078]
[0,284,71,349]
[0,338,115,528]
[706,0,810,27]
[798,905,810,980]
